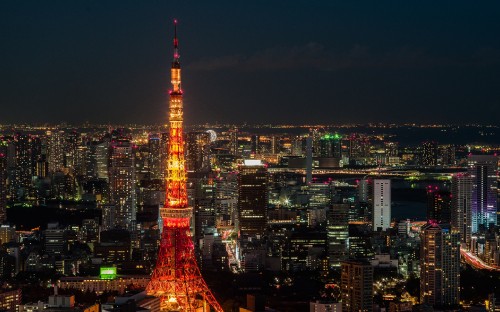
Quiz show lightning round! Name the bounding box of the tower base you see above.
[147,208,222,312]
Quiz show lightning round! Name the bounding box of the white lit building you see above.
[373,179,391,231]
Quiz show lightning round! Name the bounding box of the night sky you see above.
[1,1,500,125]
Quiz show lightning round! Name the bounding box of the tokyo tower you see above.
[146,20,223,312]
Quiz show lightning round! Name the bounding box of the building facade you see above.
[420,222,460,307]
[373,179,391,231]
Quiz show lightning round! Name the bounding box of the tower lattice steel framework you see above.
[146,20,223,312]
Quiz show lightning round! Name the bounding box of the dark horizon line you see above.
[0,122,499,128]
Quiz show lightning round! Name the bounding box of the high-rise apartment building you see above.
[64,131,80,174]
[468,155,498,233]
[451,173,472,246]
[373,179,391,231]
[47,130,65,173]
[421,141,438,166]
[0,152,7,223]
[420,222,460,307]
[14,133,32,198]
[108,140,136,230]
[341,260,373,312]
[238,160,268,238]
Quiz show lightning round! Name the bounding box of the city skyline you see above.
[1,1,500,125]
[1,5,500,312]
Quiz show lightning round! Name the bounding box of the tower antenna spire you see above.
[173,19,179,61]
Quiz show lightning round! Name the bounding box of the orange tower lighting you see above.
[146,20,223,312]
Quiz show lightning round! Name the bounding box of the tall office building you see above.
[319,133,342,158]
[327,203,349,268]
[96,142,109,180]
[451,173,472,247]
[44,224,65,256]
[148,134,163,180]
[270,136,280,155]
[215,173,238,224]
[308,182,334,208]
[250,135,260,154]
[341,260,373,312]
[108,140,136,230]
[373,179,391,231]
[468,155,498,233]
[185,131,210,173]
[194,177,216,242]
[238,160,268,238]
[420,222,460,307]
[229,128,238,156]
[84,142,97,179]
[421,141,438,166]
[426,186,452,223]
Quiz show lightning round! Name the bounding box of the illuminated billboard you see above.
[100,267,117,280]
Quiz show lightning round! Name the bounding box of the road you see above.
[460,248,500,272]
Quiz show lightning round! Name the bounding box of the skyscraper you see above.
[47,130,65,173]
[420,222,460,307]
[341,260,373,312]
[185,131,210,173]
[358,179,370,203]
[238,160,268,238]
[468,155,498,233]
[270,135,280,155]
[319,133,342,158]
[327,203,349,268]
[426,186,452,223]
[451,173,472,247]
[96,142,110,180]
[373,179,391,231]
[14,133,32,198]
[250,134,260,154]
[148,134,163,180]
[108,140,136,230]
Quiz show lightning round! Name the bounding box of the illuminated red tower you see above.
[146,20,223,312]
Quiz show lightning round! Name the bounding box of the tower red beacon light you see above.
[146,20,223,312]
